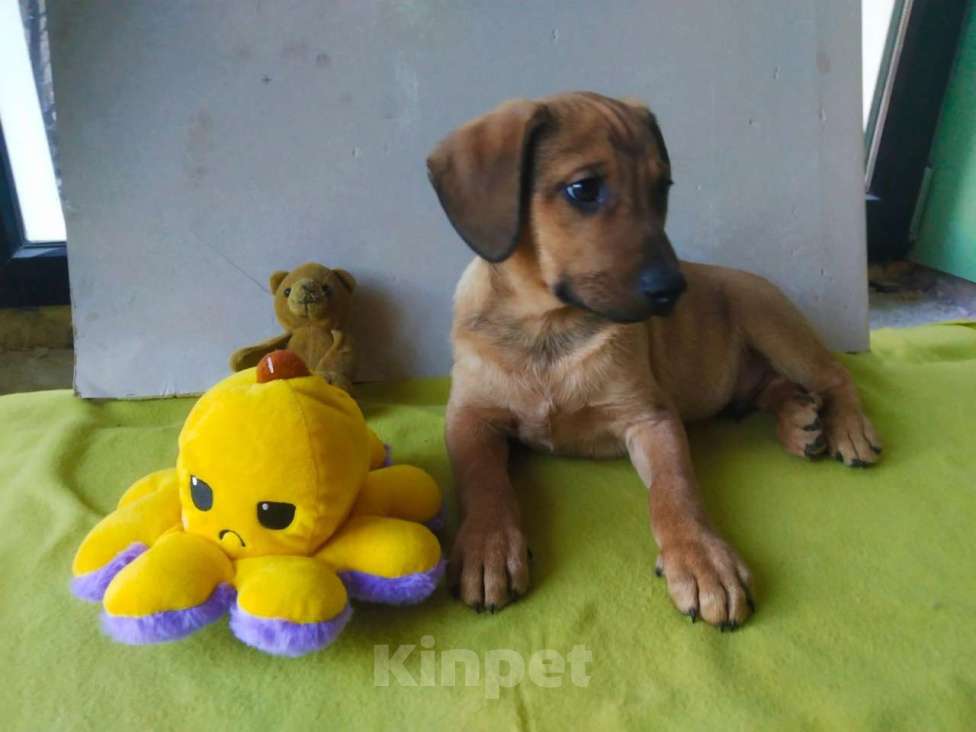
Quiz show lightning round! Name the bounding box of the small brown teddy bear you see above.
[229,262,357,391]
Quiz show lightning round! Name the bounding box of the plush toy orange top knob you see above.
[256,350,310,383]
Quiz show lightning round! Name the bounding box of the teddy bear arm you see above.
[351,465,441,523]
[71,476,183,600]
[229,333,291,371]
[316,515,444,605]
[311,330,356,389]
[230,556,351,656]
[101,531,235,644]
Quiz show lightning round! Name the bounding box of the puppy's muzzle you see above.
[640,267,686,315]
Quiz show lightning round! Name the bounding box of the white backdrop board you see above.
[49,0,868,398]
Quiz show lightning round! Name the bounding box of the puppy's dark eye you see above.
[321,284,332,297]
[283,287,292,297]
[257,501,296,530]
[190,475,213,511]
[563,177,605,211]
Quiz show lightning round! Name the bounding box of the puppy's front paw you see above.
[656,531,753,630]
[448,514,529,613]
[824,408,882,468]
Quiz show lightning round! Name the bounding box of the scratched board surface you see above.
[50,0,867,397]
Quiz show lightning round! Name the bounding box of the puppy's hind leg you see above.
[732,275,882,467]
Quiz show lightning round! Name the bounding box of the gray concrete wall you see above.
[50,0,867,398]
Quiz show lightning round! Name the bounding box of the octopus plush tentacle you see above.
[104,584,235,645]
[71,542,147,603]
[101,532,234,644]
[71,471,182,602]
[230,603,352,658]
[340,560,446,605]
[114,468,179,509]
[318,515,443,605]
[351,465,442,524]
[368,429,389,469]
[230,556,351,657]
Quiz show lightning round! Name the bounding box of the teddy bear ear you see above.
[269,271,289,294]
[333,269,356,293]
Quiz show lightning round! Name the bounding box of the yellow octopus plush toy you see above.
[71,350,444,657]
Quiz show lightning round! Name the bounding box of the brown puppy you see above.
[427,92,881,628]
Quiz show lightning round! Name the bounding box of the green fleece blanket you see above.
[2,323,975,731]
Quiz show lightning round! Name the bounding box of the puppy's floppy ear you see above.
[621,97,670,167]
[427,99,549,263]
[333,269,356,293]
[269,270,289,294]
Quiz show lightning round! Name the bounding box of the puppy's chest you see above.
[507,376,626,458]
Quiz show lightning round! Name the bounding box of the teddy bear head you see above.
[269,262,356,332]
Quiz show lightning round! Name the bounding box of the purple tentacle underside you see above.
[229,603,352,657]
[70,543,148,602]
[423,506,446,533]
[340,559,445,605]
[101,583,235,645]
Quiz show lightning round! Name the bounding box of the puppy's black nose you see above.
[640,268,687,312]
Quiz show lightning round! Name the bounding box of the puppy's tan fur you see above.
[427,92,881,628]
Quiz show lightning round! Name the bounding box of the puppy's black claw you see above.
[850,458,868,468]
[486,604,497,615]
[527,547,535,562]
[834,452,844,462]
[654,565,664,578]
[746,594,756,614]
[804,438,826,457]
[870,444,883,454]
[687,608,698,624]
[473,603,485,614]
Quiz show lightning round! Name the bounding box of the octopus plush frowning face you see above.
[175,352,372,559]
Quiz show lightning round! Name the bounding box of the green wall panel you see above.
[913,1,976,282]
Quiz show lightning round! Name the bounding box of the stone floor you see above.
[1,265,975,396]
[0,347,74,395]
[0,306,74,395]
[868,265,976,329]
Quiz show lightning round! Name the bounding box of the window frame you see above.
[1,132,68,307]
[0,0,68,307]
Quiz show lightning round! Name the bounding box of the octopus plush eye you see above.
[257,501,296,530]
[190,475,213,511]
